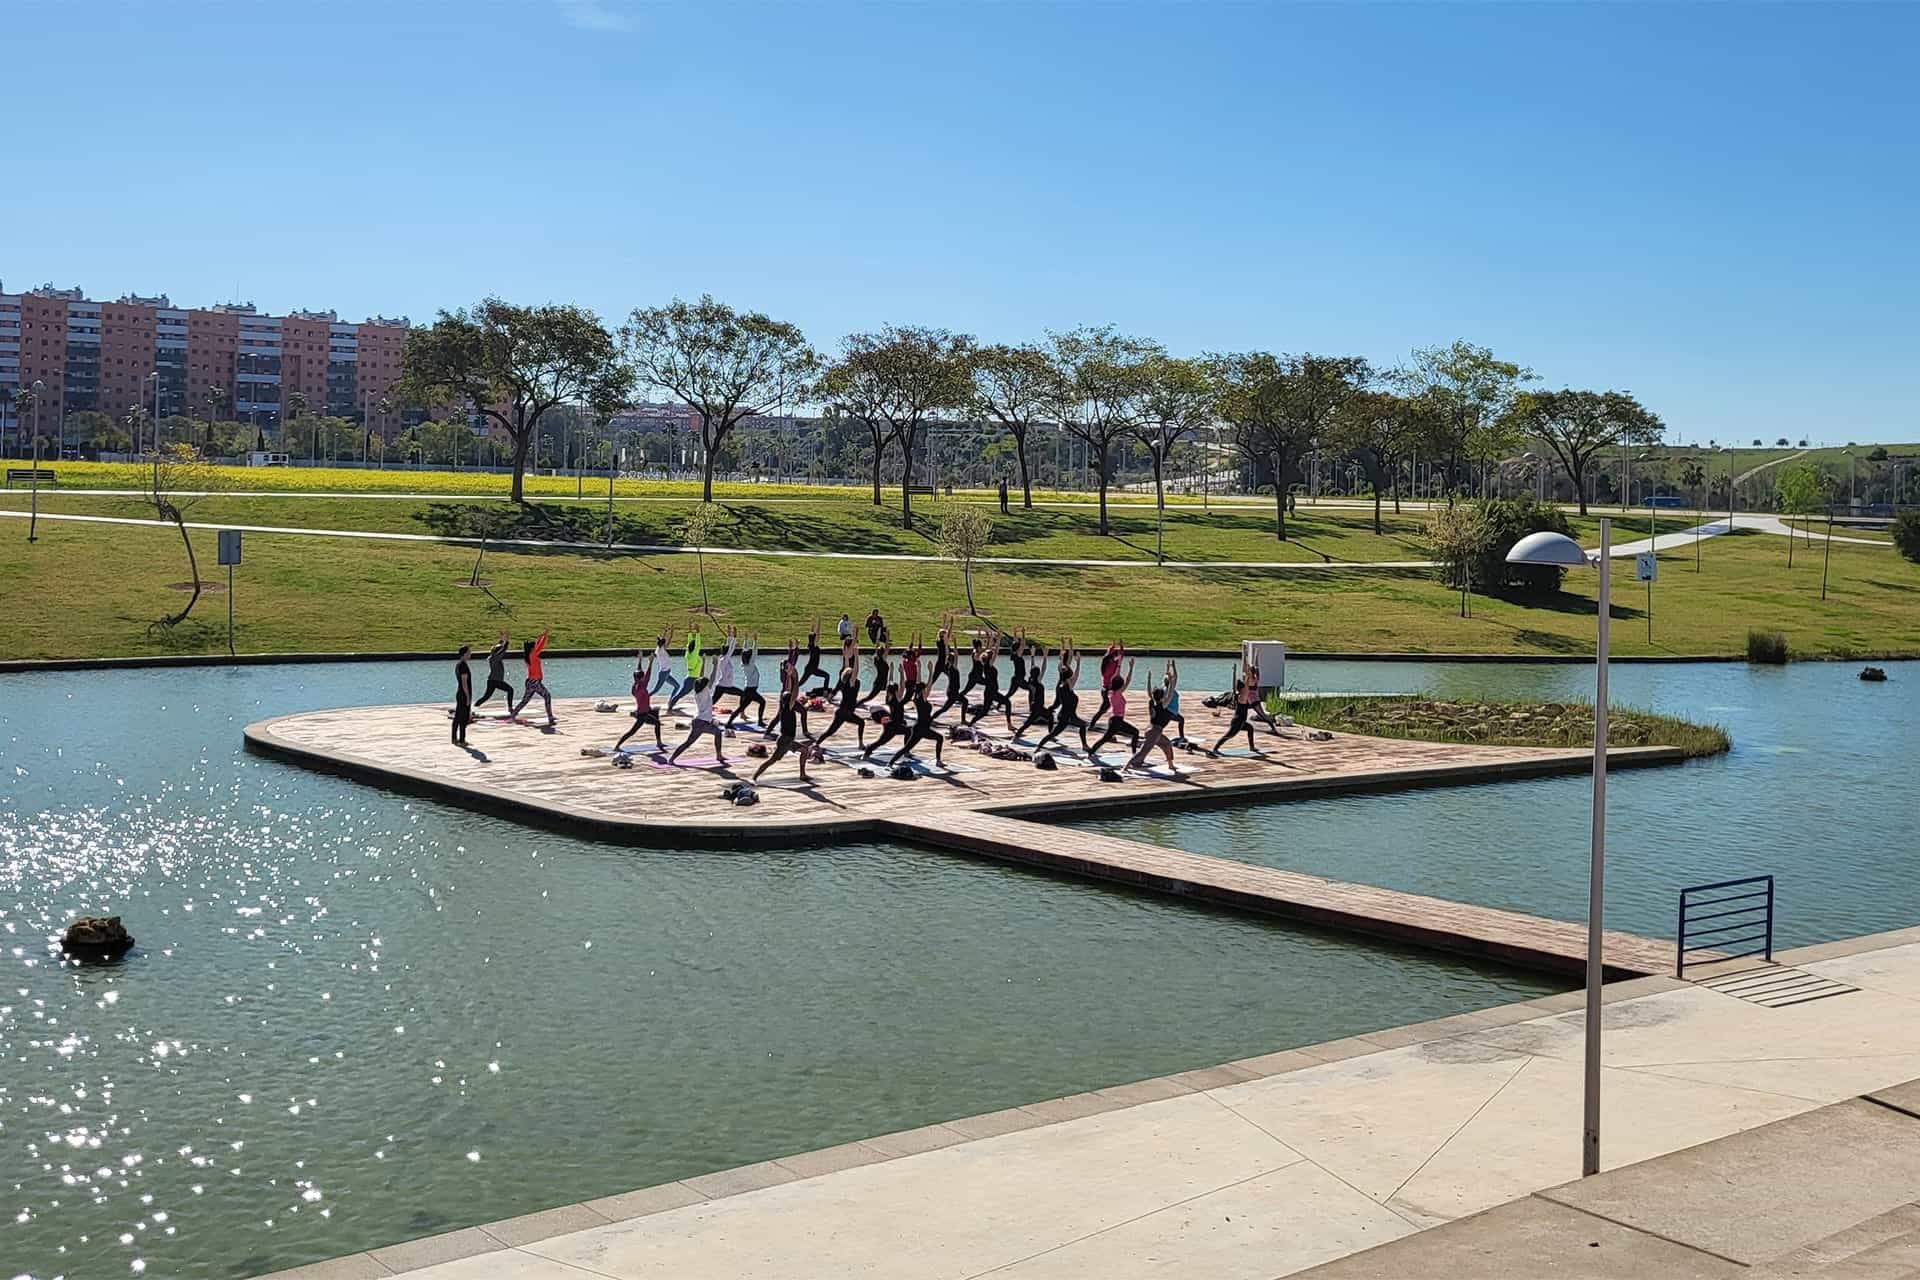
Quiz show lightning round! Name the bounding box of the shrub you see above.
[1430,497,1574,595]
[1893,511,1920,564]
[1747,630,1789,664]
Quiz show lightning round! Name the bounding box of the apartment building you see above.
[0,280,412,439]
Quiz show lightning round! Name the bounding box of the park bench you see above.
[4,468,57,488]
[906,483,937,497]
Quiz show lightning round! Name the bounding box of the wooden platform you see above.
[243,693,1685,843]
[244,693,1686,976]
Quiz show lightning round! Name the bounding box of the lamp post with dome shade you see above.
[1507,518,1612,1178]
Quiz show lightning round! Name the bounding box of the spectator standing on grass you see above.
[837,612,855,646]
[866,608,887,646]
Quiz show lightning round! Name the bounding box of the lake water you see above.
[1072,657,1917,949]
[1,658,1562,1280]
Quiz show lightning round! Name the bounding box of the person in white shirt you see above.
[668,677,728,766]
[649,627,676,696]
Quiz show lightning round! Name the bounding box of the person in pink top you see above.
[1085,655,1139,758]
[1086,641,1125,735]
[614,649,664,753]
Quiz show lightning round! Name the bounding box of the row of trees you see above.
[398,296,1672,539]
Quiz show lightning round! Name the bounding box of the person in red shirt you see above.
[511,631,555,727]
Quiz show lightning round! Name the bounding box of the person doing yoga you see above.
[811,666,869,751]
[667,677,727,767]
[615,651,666,753]
[1208,665,1266,757]
[474,632,515,709]
[1126,686,1178,772]
[510,631,555,727]
[888,680,946,770]
[752,684,813,784]
[1085,657,1140,758]
[1035,641,1088,751]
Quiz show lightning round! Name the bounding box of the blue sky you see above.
[4,1,1914,444]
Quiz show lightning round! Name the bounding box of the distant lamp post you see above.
[147,371,161,453]
[28,379,47,542]
[1842,449,1856,507]
[1507,520,1612,1179]
[1722,445,1735,530]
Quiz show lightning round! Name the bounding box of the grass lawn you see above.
[0,489,1485,565]
[2,515,1915,662]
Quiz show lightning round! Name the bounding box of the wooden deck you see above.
[243,693,1686,976]
[244,693,1684,843]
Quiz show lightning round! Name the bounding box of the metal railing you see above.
[1676,875,1774,978]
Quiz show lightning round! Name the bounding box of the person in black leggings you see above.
[1010,645,1054,739]
[724,640,767,729]
[797,621,831,694]
[889,682,946,769]
[473,632,514,709]
[452,645,473,746]
[862,681,911,760]
[811,667,869,751]
[1036,644,1087,751]
[860,641,891,706]
[1086,666,1141,758]
[1209,666,1266,757]
[1127,686,1178,772]
[966,642,1012,727]
[753,684,813,784]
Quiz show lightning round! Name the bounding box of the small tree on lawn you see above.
[1774,463,1828,566]
[1427,503,1495,618]
[936,503,993,615]
[681,501,724,615]
[145,444,228,629]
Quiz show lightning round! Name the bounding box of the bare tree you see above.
[144,444,228,628]
[1045,326,1161,534]
[1135,355,1215,560]
[620,296,817,503]
[969,342,1052,509]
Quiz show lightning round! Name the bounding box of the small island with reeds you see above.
[1275,696,1731,759]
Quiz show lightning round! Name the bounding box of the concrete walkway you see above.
[1605,514,1887,559]
[255,926,1920,1280]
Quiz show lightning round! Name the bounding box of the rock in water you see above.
[1860,666,1888,683]
[61,916,134,961]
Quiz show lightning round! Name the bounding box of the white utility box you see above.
[1242,641,1286,689]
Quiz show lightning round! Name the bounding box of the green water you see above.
[1,660,1561,1279]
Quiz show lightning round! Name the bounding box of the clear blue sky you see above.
[4,1,1915,444]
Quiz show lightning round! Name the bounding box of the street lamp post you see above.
[28,379,46,542]
[1724,446,1736,531]
[1507,520,1611,1179]
[146,371,161,455]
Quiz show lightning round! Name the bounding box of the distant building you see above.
[0,279,412,439]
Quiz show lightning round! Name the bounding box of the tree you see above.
[400,299,627,503]
[144,444,228,628]
[204,386,228,452]
[1214,351,1371,540]
[1892,511,1920,564]
[1394,341,1531,501]
[1332,389,1427,533]
[1513,388,1666,515]
[123,403,150,455]
[285,391,308,453]
[8,384,39,462]
[935,502,994,615]
[1679,460,1707,510]
[1046,326,1161,534]
[822,326,974,531]
[1774,463,1828,566]
[970,343,1053,509]
[1426,503,1495,617]
[1135,355,1215,559]
[621,296,817,503]
[680,501,724,614]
